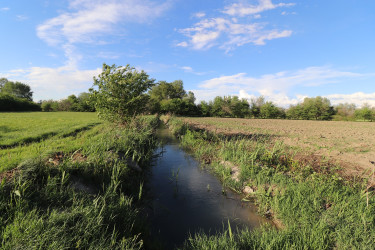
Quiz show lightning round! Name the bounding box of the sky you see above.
[1,0,375,107]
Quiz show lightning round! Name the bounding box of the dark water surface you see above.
[147,128,268,249]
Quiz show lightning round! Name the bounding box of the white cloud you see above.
[181,66,193,72]
[326,92,375,107]
[176,41,188,47]
[200,66,362,91]
[7,65,101,101]
[0,7,10,11]
[179,66,207,75]
[177,0,293,51]
[16,15,28,21]
[193,12,206,18]
[223,0,295,17]
[37,0,171,46]
[20,0,170,101]
[191,66,370,107]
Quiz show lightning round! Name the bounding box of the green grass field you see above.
[0,112,100,147]
[0,112,101,173]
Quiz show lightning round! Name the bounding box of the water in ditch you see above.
[147,127,269,249]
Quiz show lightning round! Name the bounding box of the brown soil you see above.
[0,167,19,183]
[48,151,88,166]
[182,117,375,181]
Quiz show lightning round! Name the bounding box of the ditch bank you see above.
[146,125,270,249]
[164,116,375,249]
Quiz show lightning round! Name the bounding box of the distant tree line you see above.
[144,79,375,121]
[1,73,375,122]
[40,93,95,112]
[0,77,94,112]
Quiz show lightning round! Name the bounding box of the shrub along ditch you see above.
[165,116,375,250]
[0,116,159,249]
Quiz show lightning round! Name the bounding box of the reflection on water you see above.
[147,128,268,249]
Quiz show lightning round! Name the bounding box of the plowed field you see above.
[182,117,375,179]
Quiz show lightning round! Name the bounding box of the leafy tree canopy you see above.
[0,78,33,101]
[90,64,155,123]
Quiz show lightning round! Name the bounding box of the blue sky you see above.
[1,0,375,107]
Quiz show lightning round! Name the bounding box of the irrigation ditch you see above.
[162,116,375,249]
[1,115,375,249]
[146,124,270,249]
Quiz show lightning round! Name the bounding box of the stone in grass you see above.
[243,186,255,194]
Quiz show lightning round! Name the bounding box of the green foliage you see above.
[250,96,265,118]
[148,80,199,116]
[259,101,285,119]
[90,63,155,123]
[0,78,39,111]
[40,92,95,112]
[0,78,33,101]
[198,101,211,116]
[209,96,250,118]
[0,93,40,112]
[333,103,356,121]
[355,104,375,121]
[287,96,335,120]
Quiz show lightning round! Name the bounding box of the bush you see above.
[90,64,154,123]
[0,94,40,111]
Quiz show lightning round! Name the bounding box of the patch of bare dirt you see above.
[71,152,87,163]
[47,151,88,166]
[0,168,20,183]
[48,152,65,166]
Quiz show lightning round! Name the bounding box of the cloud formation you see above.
[177,0,293,51]
[326,92,375,107]
[37,0,171,46]
[26,0,171,100]
[7,65,101,101]
[191,66,371,107]
[223,0,295,16]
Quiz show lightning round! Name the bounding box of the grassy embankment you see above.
[165,116,375,249]
[0,112,159,249]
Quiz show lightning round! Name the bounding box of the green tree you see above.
[0,93,40,111]
[147,80,199,115]
[286,104,303,119]
[260,101,284,119]
[287,96,335,120]
[230,96,250,118]
[334,103,356,121]
[302,96,335,120]
[199,101,211,116]
[90,64,155,123]
[250,96,265,118]
[76,92,95,112]
[0,79,33,101]
[355,104,374,121]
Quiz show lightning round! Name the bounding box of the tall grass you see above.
[0,115,159,249]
